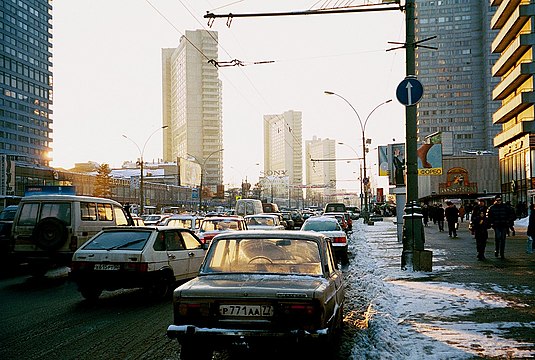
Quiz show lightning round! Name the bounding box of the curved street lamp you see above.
[122,125,168,215]
[338,142,364,209]
[325,91,391,221]
[189,148,224,211]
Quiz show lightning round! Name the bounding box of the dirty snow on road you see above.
[343,219,535,359]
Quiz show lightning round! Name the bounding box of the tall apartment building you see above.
[305,136,336,205]
[162,30,223,191]
[0,0,53,169]
[490,0,535,205]
[415,1,500,155]
[263,110,303,207]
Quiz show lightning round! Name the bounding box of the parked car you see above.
[0,205,18,261]
[300,216,348,264]
[244,214,285,230]
[197,216,247,244]
[323,212,349,233]
[142,214,170,225]
[167,230,345,359]
[159,214,204,232]
[70,226,207,300]
[11,195,132,276]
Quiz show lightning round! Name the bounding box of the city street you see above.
[0,218,534,359]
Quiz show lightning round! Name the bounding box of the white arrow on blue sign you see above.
[396,77,424,106]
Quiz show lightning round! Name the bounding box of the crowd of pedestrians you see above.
[421,195,535,261]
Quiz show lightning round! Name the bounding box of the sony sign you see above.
[260,170,288,176]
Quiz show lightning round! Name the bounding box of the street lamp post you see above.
[189,149,224,211]
[338,142,364,209]
[325,91,391,222]
[122,125,168,215]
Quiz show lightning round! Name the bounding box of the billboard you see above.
[417,132,443,176]
[178,157,202,187]
[378,143,405,186]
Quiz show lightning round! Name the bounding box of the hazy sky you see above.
[51,0,406,191]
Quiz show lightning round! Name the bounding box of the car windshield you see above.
[201,219,240,231]
[167,218,193,229]
[82,230,152,251]
[246,217,274,226]
[302,220,339,232]
[204,238,322,276]
[0,209,17,221]
[144,215,161,222]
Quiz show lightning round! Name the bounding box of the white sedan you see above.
[244,214,285,230]
[300,216,349,264]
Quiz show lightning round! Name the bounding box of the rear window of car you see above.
[205,238,322,276]
[202,219,242,231]
[302,220,340,232]
[167,218,193,229]
[82,230,152,251]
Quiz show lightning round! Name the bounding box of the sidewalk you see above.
[344,217,535,359]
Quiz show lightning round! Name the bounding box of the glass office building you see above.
[0,0,53,167]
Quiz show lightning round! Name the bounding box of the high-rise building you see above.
[263,110,303,207]
[305,136,336,205]
[415,1,500,155]
[490,0,535,205]
[0,0,53,167]
[162,29,223,191]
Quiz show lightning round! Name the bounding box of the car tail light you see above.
[69,236,78,251]
[280,302,321,330]
[177,302,211,318]
[123,262,148,272]
[332,236,347,243]
[71,261,90,271]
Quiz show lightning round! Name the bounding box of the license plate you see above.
[94,263,120,271]
[219,304,273,317]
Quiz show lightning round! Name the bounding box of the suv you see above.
[71,226,207,300]
[12,195,132,275]
[0,205,18,263]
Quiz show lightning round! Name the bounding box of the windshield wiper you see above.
[106,238,146,250]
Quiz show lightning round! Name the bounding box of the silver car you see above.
[167,230,345,359]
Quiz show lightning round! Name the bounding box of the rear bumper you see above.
[166,324,329,342]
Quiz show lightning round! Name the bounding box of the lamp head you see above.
[324,91,335,95]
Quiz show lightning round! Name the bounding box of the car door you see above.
[324,240,345,322]
[163,230,190,281]
[180,231,206,277]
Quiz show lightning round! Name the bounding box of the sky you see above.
[50,0,407,191]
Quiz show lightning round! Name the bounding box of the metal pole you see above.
[140,159,144,214]
[197,148,224,212]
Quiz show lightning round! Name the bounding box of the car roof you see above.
[304,216,338,222]
[212,230,327,241]
[202,216,243,221]
[100,225,192,232]
[245,214,278,218]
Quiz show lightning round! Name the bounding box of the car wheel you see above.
[340,251,349,265]
[146,275,173,299]
[33,217,68,251]
[79,285,102,301]
[180,341,212,360]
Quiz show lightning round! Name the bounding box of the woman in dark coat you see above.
[471,207,489,260]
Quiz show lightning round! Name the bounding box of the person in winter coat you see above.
[527,204,535,254]
[471,207,489,260]
[436,204,445,232]
[487,195,516,259]
[444,201,459,238]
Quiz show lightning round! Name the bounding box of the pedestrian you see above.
[471,207,489,260]
[445,201,459,238]
[487,195,515,259]
[527,203,535,254]
[436,204,445,232]
[459,205,466,223]
[422,204,429,227]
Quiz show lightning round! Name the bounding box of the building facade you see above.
[490,0,535,206]
[162,29,223,193]
[263,110,303,208]
[415,0,500,155]
[0,0,53,173]
[304,136,336,205]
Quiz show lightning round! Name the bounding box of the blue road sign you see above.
[396,77,424,106]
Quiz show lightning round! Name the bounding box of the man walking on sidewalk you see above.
[487,195,515,259]
[445,201,459,238]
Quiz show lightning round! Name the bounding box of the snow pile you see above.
[343,219,535,359]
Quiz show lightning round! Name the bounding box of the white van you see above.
[235,199,263,217]
[12,195,132,274]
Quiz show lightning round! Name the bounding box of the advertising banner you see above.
[178,157,202,187]
[418,132,443,176]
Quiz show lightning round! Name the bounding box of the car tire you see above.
[180,341,212,360]
[33,217,68,251]
[79,285,102,301]
[340,251,349,265]
[146,274,173,299]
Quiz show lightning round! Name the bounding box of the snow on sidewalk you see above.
[343,219,535,360]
